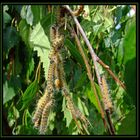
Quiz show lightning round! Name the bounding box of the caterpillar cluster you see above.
[32,89,55,134]
[33,12,90,134]
[101,75,113,112]
[32,25,64,134]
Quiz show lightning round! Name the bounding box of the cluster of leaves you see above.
[3,5,136,135]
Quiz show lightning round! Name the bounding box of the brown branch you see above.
[106,110,116,135]
[72,28,107,128]
[97,59,126,90]
[63,5,126,91]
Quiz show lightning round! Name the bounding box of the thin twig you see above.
[106,110,115,135]
[63,5,126,91]
[97,59,126,90]
[35,61,41,82]
[72,28,107,127]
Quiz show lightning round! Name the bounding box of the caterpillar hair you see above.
[63,87,90,127]
[75,108,90,127]
[32,92,48,125]
[56,6,67,28]
[58,53,67,88]
[62,87,75,114]
[39,99,54,134]
[34,118,40,129]
[54,54,62,90]
[50,25,64,50]
[47,62,55,94]
[101,75,113,111]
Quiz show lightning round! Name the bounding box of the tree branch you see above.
[63,5,126,91]
[72,28,107,127]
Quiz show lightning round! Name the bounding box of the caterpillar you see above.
[56,6,67,28]
[32,90,49,126]
[101,75,113,111]
[39,99,54,134]
[47,62,55,94]
[75,108,90,127]
[62,87,90,132]
[58,54,67,88]
[50,25,64,51]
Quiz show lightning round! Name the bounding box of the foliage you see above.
[2,5,136,135]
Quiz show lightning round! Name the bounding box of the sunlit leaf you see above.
[20,5,33,26]
[3,81,15,104]
[62,96,72,127]
[31,5,45,25]
[77,97,89,116]
[30,22,51,80]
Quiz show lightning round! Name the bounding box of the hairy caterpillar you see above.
[75,109,90,127]
[47,62,55,94]
[39,99,54,134]
[101,76,113,111]
[50,25,64,51]
[32,90,49,126]
[56,6,67,28]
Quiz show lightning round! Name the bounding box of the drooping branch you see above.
[72,28,107,126]
[63,5,126,91]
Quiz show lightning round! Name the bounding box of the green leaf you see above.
[48,111,56,131]
[3,12,12,27]
[74,71,87,90]
[20,5,33,26]
[77,97,89,116]
[3,81,15,104]
[20,80,38,110]
[30,22,51,80]
[18,19,30,47]
[123,17,136,105]
[118,109,136,135]
[3,5,11,29]
[85,83,101,113]
[124,58,136,106]
[3,75,21,104]
[26,58,34,79]
[117,38,124,65]
[31,5,45,25]
[65,39,84,67]
[40,13,55,36]
[62,96,72,127]
[3,27,20,53]
[123,17,136,64]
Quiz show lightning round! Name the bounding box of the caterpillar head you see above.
[50,25,64,50]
